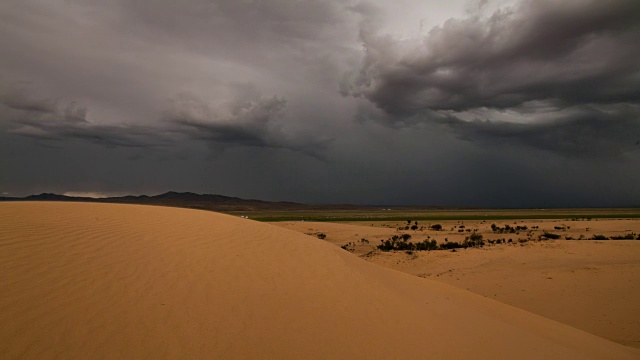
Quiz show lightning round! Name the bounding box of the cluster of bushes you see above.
[541,232,561,239]
[377,233,485,252]
[340,237,371,251]
[490,223,527,234]
[564,233,639,240]
[487,238,510,245]
[610,233,639,240]
[589,234,639,240]
[397,220,424,231]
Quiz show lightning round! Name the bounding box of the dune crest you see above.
[1,202,637,359]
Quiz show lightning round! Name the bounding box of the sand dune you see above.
[1,203,638,359]
[274,220,640,347]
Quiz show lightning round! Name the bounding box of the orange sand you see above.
[1,202,638,359]
[274,220,640,348]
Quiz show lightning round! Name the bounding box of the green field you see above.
[225,208,640,222]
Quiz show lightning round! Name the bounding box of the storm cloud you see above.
[345,0,640,155]
[1,0,639,207]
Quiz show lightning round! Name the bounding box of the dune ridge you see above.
[1,202,638,359]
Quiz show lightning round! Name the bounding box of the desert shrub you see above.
[541,232,561,240]
[507,238,513,243]
[416,239,438,251]
[590,235,609,240]
[377,234,414,251]
[610,233,636,240]
[439,241,464,250]
[341,243,354,251]
[411,225,418,231]
[316,233,326,239]
[463,233,484,247]
[430,224,443,231]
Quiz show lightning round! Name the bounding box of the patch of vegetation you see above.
[541,232,561,240]
[590,234,609,240]
[316,233,326,239]
[376,232,486,252]
[610,233,636,240]
[430,224,443,231]
[341,242,355,251]
[463,233,484,247]
[491,223,527,234]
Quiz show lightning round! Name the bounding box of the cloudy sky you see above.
[1,0,639,207]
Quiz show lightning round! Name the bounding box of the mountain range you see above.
[0,191,311,212]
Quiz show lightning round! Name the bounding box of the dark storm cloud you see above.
[0,0,356,157]
[346,0,640,113]
[344,0,640,156]
[0,83,329,156]
[164,92,331,159]
[1,0,640,207]
[0,85,165,148]
[438,104,640,157]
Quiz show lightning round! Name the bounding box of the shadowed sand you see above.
[1,203,638,359]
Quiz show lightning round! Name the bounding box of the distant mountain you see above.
[0,191,308,211]
[0,191,459,212]
[23,193,93,201]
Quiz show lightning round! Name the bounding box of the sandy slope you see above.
[275,220,640,348]
[1,203,638,359]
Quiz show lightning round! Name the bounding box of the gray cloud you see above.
[0,83,329,156]
[164,91,331,159]
[439,104,640,157]
[346,0,640,113]
[344,0,640,156]
[1,0,639,207]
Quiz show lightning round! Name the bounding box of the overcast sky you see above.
[1,0,639,207]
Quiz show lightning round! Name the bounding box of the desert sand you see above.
[1,202,639,359]
[274,220,640,348]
